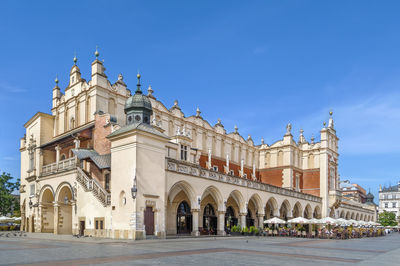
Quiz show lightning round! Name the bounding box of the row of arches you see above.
[339,209,373,222]
[167,181,322,235]
[27,183,74,234]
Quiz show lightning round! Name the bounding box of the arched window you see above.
[70,117,75,130]
[308,153,314,169]
[108,98,116,116]
[177,201,192,234]
[265,152,270,167]
[203,204,217,234]
[277,150,283,166]
[60,154,66,161]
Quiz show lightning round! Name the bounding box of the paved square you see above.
[1,233,400,265]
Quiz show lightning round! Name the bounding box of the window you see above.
[229,170,234,176]
[243,173,247,178]
[389,194,393,199]
[277,151,283,166]
[180,145,188,161]
[385,202,389,208]
[100,220,103,230]
[213,166,218,172]
[30,184,35,197]
[95,220,99,229]
[72,76,75,83]
[393,202,397,208]
[105,173,110,191]
[29,151,34,171]
[295,175,300,192]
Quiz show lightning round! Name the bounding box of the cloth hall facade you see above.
[19,52,376,239]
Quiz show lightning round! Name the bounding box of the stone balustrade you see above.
[41,157,76,175]
[76,167,111,206]
[166,158,322,203]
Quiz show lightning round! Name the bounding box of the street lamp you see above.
[131,176,137,199]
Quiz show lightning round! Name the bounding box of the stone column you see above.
[191,209,199,236]
[55,145,61,169]
[257,214,264,229]
[240,213,246,229]
[217,211,226,236]
[53,203,59,235]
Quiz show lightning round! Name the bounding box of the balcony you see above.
[41,157,77,176]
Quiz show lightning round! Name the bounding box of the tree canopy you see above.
[0,172,20,216]
[378,210,398,226]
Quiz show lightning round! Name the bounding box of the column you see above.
[257,214,264,229]
[217,211,226,236]
[191,209,199,236]
[74,138,80,148]
[240,213,246,229]
[55,145,61,166]
[53,203,59,235]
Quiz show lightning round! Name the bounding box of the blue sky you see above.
[1,1,400,200]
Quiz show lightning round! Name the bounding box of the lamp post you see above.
[131,176,137,199]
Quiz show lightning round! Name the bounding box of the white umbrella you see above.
[336,218,350,226]
[287,217,310,224]
[308,218,320,224]
[0,216,14,222]
[318,217,338,225]
[264,217,286,224]
[12,217,21,221]
[348,219,358,225]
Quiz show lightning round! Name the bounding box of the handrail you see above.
[41,157,76,175]
[76,167,111,206]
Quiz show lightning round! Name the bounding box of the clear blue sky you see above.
[1,1,399,201]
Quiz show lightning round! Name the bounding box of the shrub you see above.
[242,226,249,233]
[249,226,257,234]
[231,225,241,233]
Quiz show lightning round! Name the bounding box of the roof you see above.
[39,122,95,148]
[107,122,169,139]
[381,184,400,192]
[72,148,111,169]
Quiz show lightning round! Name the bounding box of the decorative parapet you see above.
[41,157,76,176]
[166,158,322,203]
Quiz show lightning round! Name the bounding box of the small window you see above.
[71,89,75,97]
[229,170,234,176]
[72,76,75,83]
[385,202,389,208]
[389,194,392,199]
[30,184,35,197]
[60,154,66,161]
[95,220,99,230]
[105,173,110,191]
[180,145,188,161]
[100,220,103,230]
[29,151,34,171]
[393,202,397,208]
[212,166,218,172]
[243,173,247,178]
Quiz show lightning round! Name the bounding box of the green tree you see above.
[378,210,398,226]
[0,172,20,216]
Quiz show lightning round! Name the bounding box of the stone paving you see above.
[1,232,400,265]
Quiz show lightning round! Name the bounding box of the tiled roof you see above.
[72,149,111,169]
[107,122,168,139]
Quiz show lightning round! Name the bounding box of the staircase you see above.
[76,167,111,207]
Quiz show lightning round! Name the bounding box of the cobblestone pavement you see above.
[1,233,400,265]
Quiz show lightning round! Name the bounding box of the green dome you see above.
[125,92,152,113]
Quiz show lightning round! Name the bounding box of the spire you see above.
[311,134,315,144]
[136,73,142,94]
[261,137,264,145]
[234,125,238,134]
[298,129,306,143]
[73,52,77,65]
[55,75,59,87]
[147,85,154,98]
[95,45,99,59]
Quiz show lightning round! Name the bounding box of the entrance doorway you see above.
[144,207,155,235]
[177,201,192,234]
[203,204,217,235]
[79,221,85,236]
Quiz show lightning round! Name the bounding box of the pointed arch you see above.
[168,180,197,207]
[303,204,312,219]
[201,185,223,211]
[279,200,291,220]
[313,205,321,219]
[248,193,263,214]
[227,190,245,213]
[292,201,303,218]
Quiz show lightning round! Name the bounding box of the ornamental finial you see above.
[73,51,77,65]
[95,45,99,59]
[136,71,142,93]
[55,75,59,85]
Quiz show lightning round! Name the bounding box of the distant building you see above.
[341,183,367,203]
[379,183,400,220]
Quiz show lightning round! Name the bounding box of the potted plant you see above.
[242,226,249,236]
[230,225,241,236]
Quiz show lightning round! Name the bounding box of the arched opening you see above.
[313,206,321,219]
[225,206,237,231]
[40,188,55,233]
[176,201,192,234]
[167,181,196,235]
[292,202,303,218]
[351,213,355,220]
[56,185,73,235]
[345,211,350,220]
[356,213,360,221]
[340,210,345,218]
[246,209,254,227]
[248,194,262,227]
[265,197,278,220]
[308,153,314,168]
[108,98,116,116]
[303,204,312,219]
[279,200,291,221]
[202,204,217,235]
[265,152,270,167]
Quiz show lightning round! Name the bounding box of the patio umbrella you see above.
[287,217,310,224]
[336,218,350,226]
[348,219,358,225]
[318,217,338,225]
[264,217,286,224]
[308,218,320,224]
[0,216,14,222]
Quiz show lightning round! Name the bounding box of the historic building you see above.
[19,50,376,239]
[379,183,400,220]
[341,183,367,204]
